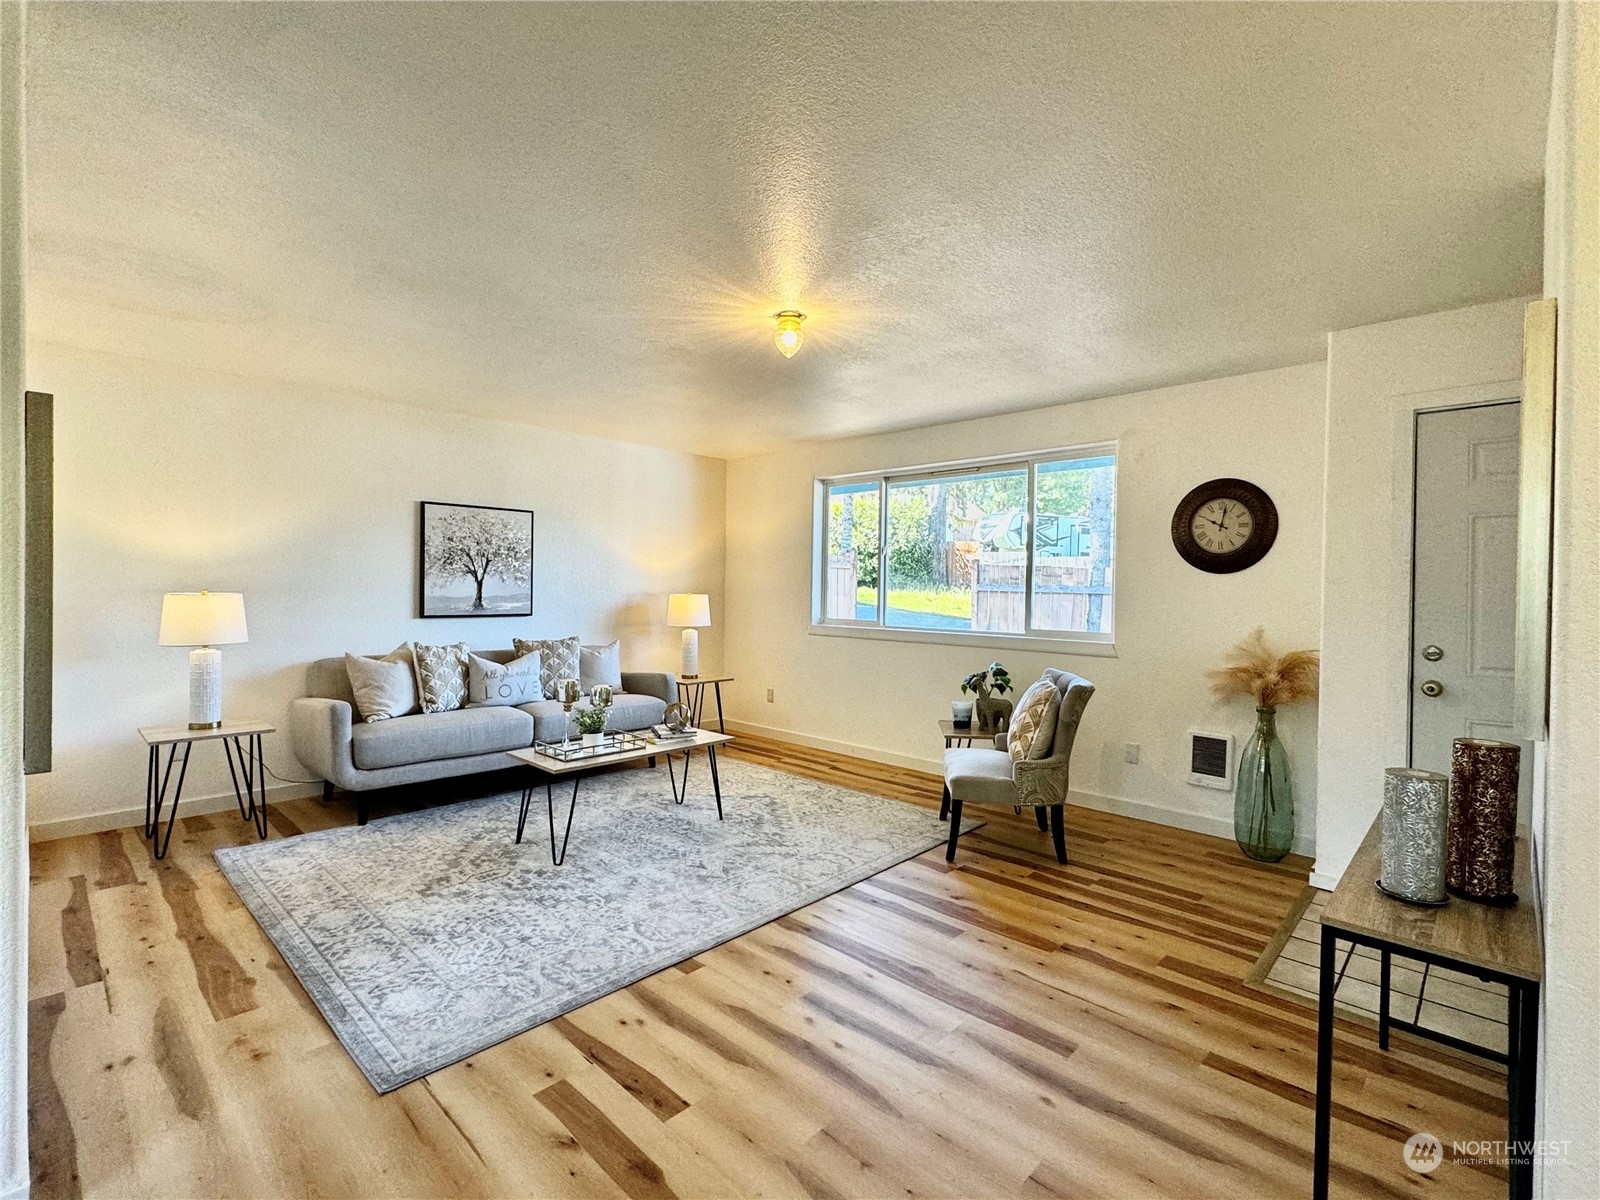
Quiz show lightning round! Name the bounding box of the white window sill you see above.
[808,622,1118,658]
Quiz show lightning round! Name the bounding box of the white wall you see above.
[1313,298,1529,887]
[0,4,28,1196]
[724,363,1326,853]
[1536,4,1599,1194]
[25,344,726,838]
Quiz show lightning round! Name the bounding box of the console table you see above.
[1314,815,1542,1200]
[139,720,274,860]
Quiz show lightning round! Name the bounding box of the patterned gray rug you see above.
[217,756,976,1092]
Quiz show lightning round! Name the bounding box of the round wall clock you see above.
[1170,478,1279,573]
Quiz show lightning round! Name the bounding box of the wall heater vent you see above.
[1188,730,1235,791]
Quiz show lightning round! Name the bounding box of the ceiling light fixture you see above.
[773,310,805,358]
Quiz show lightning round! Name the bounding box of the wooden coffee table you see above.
[507,729,734,864]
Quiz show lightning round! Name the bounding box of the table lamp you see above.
[667,592,710,678]
[159,591,248,729]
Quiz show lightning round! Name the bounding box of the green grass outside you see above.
[857,585,973,619]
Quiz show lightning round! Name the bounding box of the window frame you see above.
[813,442,1118,652]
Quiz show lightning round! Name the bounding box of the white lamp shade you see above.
[159,592,248,646]
[667,592,711,628]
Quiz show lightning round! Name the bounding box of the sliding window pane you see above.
[1033,455,1115,634]
[825,482,880,620]
[886,468,1027,632]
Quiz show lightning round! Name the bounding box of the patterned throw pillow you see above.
[512,636,581,699]
[466,650,543,708]
[343,643,419,722]
[1008,677,1061,763]
[412,642,471,714]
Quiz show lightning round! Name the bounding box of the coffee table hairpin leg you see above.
[517,775,582,866]
[667,745,724,820]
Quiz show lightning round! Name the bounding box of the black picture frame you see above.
[418,501,535,618]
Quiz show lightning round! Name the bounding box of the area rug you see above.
[217,756,977,1092]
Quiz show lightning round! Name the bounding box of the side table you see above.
[938,719,1004,749]
[139,720,275,860]
[677,676,732,733]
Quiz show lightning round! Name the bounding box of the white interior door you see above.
[1410,402,1525,796]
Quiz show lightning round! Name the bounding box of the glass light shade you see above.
[667,592,711,627]
[158,591,248,646]
[773,310,804,358]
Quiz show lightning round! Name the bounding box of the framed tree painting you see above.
[419,501,534,617]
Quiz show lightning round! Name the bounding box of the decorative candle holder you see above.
[1379,767,1450,905]
[951,700,974,729]
[1447,738,1521,903]
[556,678,581,747]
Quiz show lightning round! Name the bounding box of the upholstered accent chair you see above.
[941,669,1095,864]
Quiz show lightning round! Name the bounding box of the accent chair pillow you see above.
[343,644,419,723]
[580,640,623,693]
[1008,677,1061,763]
[412,642,471,714]
[467,650,543,708]
[512,636,581,698]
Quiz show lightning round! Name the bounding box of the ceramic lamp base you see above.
[188,646,223,729]
[680,628,700,678]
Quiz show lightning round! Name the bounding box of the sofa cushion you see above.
[413,642,471,713]
[344,644,420,722]
[350,706,534,771]
[519,692,667,743]
[467,650,543,708]
[1007,677,1060,762]
[513,636,581,698]
[580,640,623,693]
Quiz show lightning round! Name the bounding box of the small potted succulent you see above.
[573,703,609,747]
[961,662,1014,730]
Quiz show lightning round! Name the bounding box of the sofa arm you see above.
[622,671,678,705]
[1014,757,1068,809]
[994,730,1010,752]
[289,697,358,789]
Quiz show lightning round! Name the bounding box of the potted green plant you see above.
[961,662,1014,730]
[573,703,609,747]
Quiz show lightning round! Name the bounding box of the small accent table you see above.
[138,721,275,860]
[507,729,734,865]
[938,719,1004,748]
[677,676,732,733]
[1314,816,1542,1200]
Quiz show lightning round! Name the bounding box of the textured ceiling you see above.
[26,2,1554,458]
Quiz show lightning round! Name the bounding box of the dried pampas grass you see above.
[1209,628,1320,709]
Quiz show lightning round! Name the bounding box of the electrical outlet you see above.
[1123,742,1140,765]
[766,688,774,703]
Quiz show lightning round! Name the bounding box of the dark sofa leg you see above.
[648,756,657,768]
[1049,804,1066,864]
[357,797,368,827]
[945,798,963,862]
[940,784,950,821]
[322,780,334,803]
[1035,806,1048,832]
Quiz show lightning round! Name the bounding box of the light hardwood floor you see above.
[28,735,1509,1199]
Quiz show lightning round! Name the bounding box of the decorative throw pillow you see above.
[466,650,543,708]
[512,635,581,698]
[343,644,419,723]
[579,640,623,693]
[412,642,471,714]
[1008,677,1061,762]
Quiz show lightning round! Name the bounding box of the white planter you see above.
[581,732,603,747]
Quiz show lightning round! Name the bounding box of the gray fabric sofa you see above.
[289,648,676,822]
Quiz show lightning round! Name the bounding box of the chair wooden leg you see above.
[940,784,950,821]
[1034,806,1048,832]
[945,798,963,862]
[1049,803,1066,864]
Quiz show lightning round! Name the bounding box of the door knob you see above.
[1419,679,1445,698]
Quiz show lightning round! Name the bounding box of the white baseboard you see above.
[29,780,317,843]
[1309,870,1342,891]
[724,718,1317,859]
[0,1169,30,1200]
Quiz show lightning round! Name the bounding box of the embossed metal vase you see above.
[1447,738,1521,903]
[1380,768,1450,904]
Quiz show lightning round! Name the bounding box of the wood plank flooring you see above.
[27,735,1509,1199]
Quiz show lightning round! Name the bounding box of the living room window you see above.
[816,445,1117,645]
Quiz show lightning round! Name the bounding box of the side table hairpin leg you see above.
[148,742,194,860]
[223,732,270,840]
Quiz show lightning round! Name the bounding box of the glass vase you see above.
[1234,706,1294,862]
